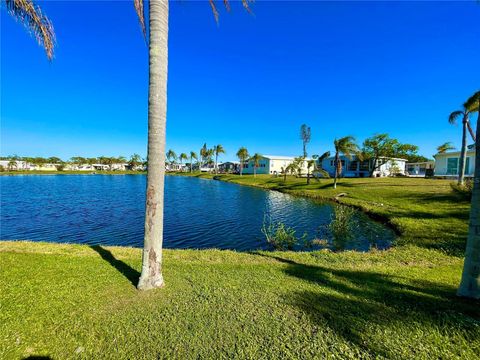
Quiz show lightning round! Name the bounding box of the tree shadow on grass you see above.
[90,245,140,287]
[254,253,480,357]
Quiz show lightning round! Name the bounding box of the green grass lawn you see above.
[1,175,479,359]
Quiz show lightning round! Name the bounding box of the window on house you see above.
[466,157,471,175]
[447,158,458,175]
[348,161,358,171]
[359,161,370,171]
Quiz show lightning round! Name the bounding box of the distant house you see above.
[217,162,239,173]
[0,160,29,171]
[434,146,476,177]
[28,163,60,171]
[320,156,407,178]
[242,155,311,175]
[166,163,187,172]
[405,161,434,177]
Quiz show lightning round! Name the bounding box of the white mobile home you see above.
[405,161,435,177]
[320,156,406,178]
[434,147,476,177]
[242,155,311,175]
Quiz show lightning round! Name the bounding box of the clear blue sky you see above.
[1,1,479,161]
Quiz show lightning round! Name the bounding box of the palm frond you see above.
[448,110,464,125]
[209,0,253,22]
[464,90,480,113]
[6,0,56,59]
[133,0,146,40]
[436,142,455,154]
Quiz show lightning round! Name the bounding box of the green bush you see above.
[450,180,473,200]
[261,217,308,250]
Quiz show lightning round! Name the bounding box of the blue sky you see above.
[1,1,479,161]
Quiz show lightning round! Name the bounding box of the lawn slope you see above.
[1,242,479,359]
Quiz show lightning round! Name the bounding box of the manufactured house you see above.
[217,162,240,173]
[405,161,435,177]
[242,155,311,175]
[0,160,30,171]
[434,146,476,177]
[320,156,407,178]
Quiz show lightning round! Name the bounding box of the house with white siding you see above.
[320,156,406,178]
[405,161,435,177]
[434,146,476,177]
[242,155,311,175]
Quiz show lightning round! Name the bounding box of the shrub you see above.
[318,205,359,251]
[261,216,308,250]
[450,180,473,200]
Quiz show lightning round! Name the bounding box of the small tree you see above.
[179,153,188,171]
[362,134,418,177]
[189,151,198,172]
[236,147,249,176]
[333,136,361,189]
[437,142,456,154]
[213,144,225,174]
[250,153,262,177]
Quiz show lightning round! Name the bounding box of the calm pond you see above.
[0,175,394,251]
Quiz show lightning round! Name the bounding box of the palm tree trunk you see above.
[240,162,243,176]
[190,157,192,172]
[458,110,480,299]
[254,166,257,177]
[458,117,468,185]
[333,152,339,189]
[215,154,218,174]
[137,0,168,291]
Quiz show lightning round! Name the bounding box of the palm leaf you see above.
[464,90,480,113]
[133,0,146,40]
[448,110,464,125]
[6,0,56,59]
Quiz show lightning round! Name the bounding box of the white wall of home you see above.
[321,156,406,177]
[242,156,310,175]
[434,150,475,176]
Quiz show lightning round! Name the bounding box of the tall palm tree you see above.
[300,124,311,158]
[236,147,249,176]
[458,90,480,299]
[166,149,177,165]
[333,136,361,189]
[179,153,188,172]
[189,151,197,172]
[449,102,477,185]
[6,0,251,291]
[436,142,456,154]
[213,144,225,174]
[250,153,262,177]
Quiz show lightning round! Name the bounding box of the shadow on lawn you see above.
[254,253,480,357]
[90,245,140,286]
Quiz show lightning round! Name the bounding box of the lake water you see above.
[0,175,394,251]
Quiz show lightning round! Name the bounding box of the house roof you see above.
[434,148,476,158]
[323,155,407,162]
[261,155,312,161]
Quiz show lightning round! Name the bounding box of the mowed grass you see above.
[1,175,479,358]
[1,242,479,359]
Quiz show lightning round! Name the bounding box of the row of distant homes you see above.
[0,161,145,172]
[190,146,476,178]
[2,146,475,178]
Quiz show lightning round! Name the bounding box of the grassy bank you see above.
[1,241,479,359]
[178,173,470,255]
[2,174,478,358]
